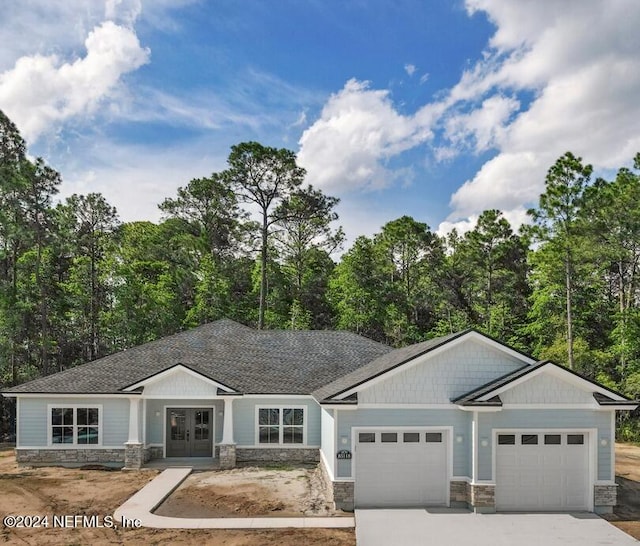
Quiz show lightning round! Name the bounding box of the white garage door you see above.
[496,431,590,511]
[355,429,448,507]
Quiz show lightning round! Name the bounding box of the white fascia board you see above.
[319,404,358,410]
[336,331,535,400]
[3,393,138,398]
[457,405,503,412]
[477,363,627,402]
[122,364,235,393]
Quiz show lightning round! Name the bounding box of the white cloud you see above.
[444,95,520,153]
[446,0,640,220]
[404,63,417,77]
[0,21,149,142]
[297,79,432,192]
[301,0,640,234]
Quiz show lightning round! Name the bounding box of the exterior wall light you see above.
[456,435,464,443]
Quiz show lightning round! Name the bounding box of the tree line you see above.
[0,110,639,437]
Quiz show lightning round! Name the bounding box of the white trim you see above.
[5,393,137,398]
[123,364,235,393]
[491,427,597,511]
[451,476,472,483]
[142,398,147,445]
[142,395,227,400]
[595,480,618,486]
[319,404,358,410]
[610,411,616,482]
[351,425,454,507]
[46,404,103,447]
[16,397,20,447]
[16,445,124,450]
[336,331,535,399]
[242,394,314,399]
[320,449,335,482]
[472,411,478,483]
[163,405,216,459]
[478,364,627,402]
[358,403,460,409]
[254,405,307,446]
[502,403,599,410]
[236,444,321,449]
[457,406,502,412]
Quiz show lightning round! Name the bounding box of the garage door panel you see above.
[496,432,589,511]
[355,429,448,508]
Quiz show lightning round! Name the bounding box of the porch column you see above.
[124,397,144,469]
[221,397,235,444]
[219,397,236,469]
[127,397,142,444]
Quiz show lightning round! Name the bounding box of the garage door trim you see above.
[492,427,597,511]
[352,425,453,507]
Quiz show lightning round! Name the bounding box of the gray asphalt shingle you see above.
[3,319,392,395]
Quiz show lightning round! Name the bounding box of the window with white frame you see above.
[50,406,100,445]
[257,407,304,444]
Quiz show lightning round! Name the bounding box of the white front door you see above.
[355,429,448,507]
[495,431,590,511]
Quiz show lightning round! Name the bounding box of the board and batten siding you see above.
[359,338,525,404]
[477,409,613,481]
[143,369,219,397]
[145,399,224,445]
[232,397,321,446]
[335,408,471,478]
[17,397,129,447]
[320,408,336,477]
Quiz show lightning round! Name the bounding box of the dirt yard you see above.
[155,465,347,518]
[602,443,640,540]
[3,444,640,545]
[0,449,354,545]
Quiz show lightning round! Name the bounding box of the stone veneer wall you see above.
[450,480,470,506]
[147,446,163,459]
[236,447,319,464]
[470,484,495,513]
[16,449,125,466]
[594,484,617,514]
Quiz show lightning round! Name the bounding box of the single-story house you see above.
[2,318,637,513]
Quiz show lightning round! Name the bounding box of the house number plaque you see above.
[336,450,352,459]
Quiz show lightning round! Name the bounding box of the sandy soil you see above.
[0,449,354,546]
[155,465,345,518]
[602,442,640,540]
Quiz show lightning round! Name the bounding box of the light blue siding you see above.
[478,409,613,481]
[335,408,471,478]
[145,399,223,445]
[233,397,321,446]
[17,397,129,447]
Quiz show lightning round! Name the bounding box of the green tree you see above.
[224,142,305,329]
[528,152,593,369]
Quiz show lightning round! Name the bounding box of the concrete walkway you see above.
[114,467,355,529]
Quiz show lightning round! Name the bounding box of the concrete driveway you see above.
[355,509,638,546]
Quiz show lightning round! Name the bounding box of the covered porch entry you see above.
[166,407,213,457]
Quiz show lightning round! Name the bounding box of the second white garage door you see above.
[495,431,590,511]
[354,429,449,507]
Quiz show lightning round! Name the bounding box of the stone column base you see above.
[470,483,495,513]
[124,443,145,469]
[594,484,617,514]
[219,444,236,469]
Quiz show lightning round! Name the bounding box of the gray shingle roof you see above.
[3,319,392,395]
[312,329,468,402]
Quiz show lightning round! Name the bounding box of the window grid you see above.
[258,407,304,445]
[51,407,99,445]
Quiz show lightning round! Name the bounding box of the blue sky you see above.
[1,0,639,245]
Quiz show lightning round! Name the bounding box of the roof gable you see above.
[454,361,637,409]
[314,329,535,402]
[122,364,237,396]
